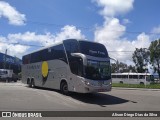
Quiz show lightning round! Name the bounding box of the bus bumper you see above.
[83,84,112,93]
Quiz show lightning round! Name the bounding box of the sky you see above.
[0,0,160,65]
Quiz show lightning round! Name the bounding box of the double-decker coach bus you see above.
[22,39,112,94]
[112,73,154,85]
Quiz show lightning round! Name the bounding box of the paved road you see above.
[0,82,160,120]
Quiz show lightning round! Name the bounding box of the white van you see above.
[0,69,17,82]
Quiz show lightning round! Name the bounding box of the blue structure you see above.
[0,52,21,74]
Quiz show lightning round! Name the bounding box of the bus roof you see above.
[111,73,152,76]
[23,39,101,56]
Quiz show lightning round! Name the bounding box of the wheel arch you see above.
[60,79,68,89]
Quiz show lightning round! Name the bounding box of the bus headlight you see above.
[84,81,90,86]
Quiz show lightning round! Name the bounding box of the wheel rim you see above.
[31,81,35,87]
[62,83,68,93]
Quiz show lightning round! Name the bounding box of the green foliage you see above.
[111,61,136,73]
[112,83,160,89]
[149,39,160,79]
[132,48,150,73]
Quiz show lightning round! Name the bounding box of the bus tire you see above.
[30,79,35,88]
[120,81,123,84]
[60,81,69,95]
[28,78,32,87]
[14,79,17,82]
[140,82,144,85]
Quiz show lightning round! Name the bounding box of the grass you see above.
[112,83,160,89]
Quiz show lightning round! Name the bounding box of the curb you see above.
[112,87,160,91]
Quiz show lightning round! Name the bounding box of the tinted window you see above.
[85,60,111,80]
[112,75,116,78]
[117,75,121,78]
[122,75,127,78]
[22,55,31,64]
[40,49,48,61]
[69,57,83,76]
[139,75,145,79]
[30,52,40,63]
[52,44,67,62]
[42,44,66,62]
[133,75,138,79]
[63,39,79,57]
[23,44,67,64]
[129,75,133,79]
[63,40,86,76]
[79,41,108,58]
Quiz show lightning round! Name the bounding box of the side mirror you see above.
[71,53,80,57]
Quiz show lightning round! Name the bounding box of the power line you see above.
[26,20,91,30]
[108,51,134,52]
[26,20,160,35]
[0,41,44,47]
[0,41,141,53]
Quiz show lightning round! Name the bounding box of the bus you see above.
[111,73,154,85]
[22,39,112,94]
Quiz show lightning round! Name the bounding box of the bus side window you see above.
[63,39,79,56]
[52,45,67,63]
[139,75,145,79]
[70,57,83,76]
[122,75,127,79]
[117,75,121,79]
[22,55,31,64]
[112,75,116,78]
[129,75,132,79]
[133,75,138,79]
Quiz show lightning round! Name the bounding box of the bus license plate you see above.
[98,89,106,92]
[98,81,103,86]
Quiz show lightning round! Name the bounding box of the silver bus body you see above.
[22,39,112,93]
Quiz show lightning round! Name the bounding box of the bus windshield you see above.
[85,60,111,80]
[146,75,154,82]
[79,41,108,58]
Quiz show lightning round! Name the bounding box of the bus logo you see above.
[41,61,49,85]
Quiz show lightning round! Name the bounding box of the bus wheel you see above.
[14,79,17,82]
[61,82,69,95]
[140,82,144,85]
[31,79,35,88]
[120,81,123,84]
[29,80,32,87]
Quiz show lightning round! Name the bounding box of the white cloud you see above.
[94,0,134,17]
[95,18,125,42]
[122,18,131,24]
[95,31,150,63]
[7,32,55,46]
[152,25,160,34]
[93,0,152,63]
[0,36,29,58]
[132,33,150,49]
[53,25,85,43]
[0,1,26,25]
[0,25,85,58]
[7,25,85,46]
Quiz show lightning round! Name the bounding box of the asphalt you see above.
[0,81,160,120]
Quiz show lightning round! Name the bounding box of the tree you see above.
[111,61,136,73]
[111,63,117,73]
[128,65,136,73]
[132,48,150,73]
[149,39,160,79]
